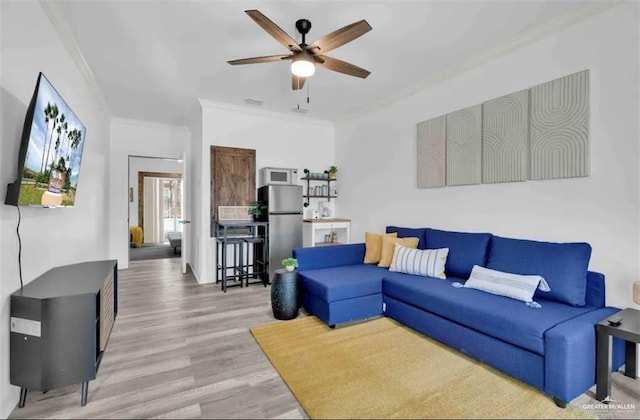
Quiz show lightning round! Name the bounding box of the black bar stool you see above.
[242,236,267,287]
[215,237,245,292]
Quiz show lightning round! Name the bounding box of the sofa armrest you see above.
[585,271,605,308]
[544,306,625,403]
[293,243,365,270]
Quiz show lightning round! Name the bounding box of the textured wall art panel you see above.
[417,116,446,188]
[446,104,482,186]
[482,89,528,183]
[529,70,589,180]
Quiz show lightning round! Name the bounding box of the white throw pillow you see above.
[464,265,551,303]
[389,244,449,279]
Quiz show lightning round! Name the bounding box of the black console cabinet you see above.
[10,260,118,408]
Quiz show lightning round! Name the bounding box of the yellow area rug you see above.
[251,316,591,419]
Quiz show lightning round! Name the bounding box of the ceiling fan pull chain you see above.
[307,81,310,104]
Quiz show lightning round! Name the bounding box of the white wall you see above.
[0,2,112,417]
[191,100,335,283]
[336,3,639,309]
[188,104,203,282]
[109,118,189,269]
[128,157,183,228]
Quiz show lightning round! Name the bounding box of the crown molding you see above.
[338,0,623,124]
[198,98,335,128]
[38,0,111,115]
[111,117,190,133]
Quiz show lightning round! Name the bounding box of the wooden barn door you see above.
[210,146,256,224]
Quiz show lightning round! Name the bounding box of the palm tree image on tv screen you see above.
[20,75,86,207]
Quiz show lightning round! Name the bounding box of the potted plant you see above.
[329,165,338,179]
[248,201,264,221]
[282,257,298,272]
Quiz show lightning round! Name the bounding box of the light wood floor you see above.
[9,258,306,419]
[8,258,638,419]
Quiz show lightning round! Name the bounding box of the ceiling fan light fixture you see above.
[229,11,372,88]
[291,53,315,77]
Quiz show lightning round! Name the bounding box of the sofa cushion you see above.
[382,273,596,355]
[379,236,420,268]
[299,264,388,303]
[294,243,365,271]
[389,245,448,279]
[386,226,427,249]
[364,232,397,264]
[425,228,492,278]
[487,236,592,306]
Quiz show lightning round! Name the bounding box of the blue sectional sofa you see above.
[292,226,625,407]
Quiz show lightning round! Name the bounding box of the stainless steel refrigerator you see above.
[258,184,303,282]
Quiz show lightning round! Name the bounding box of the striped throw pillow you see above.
[389,244,449,278]
[464,265,551,303]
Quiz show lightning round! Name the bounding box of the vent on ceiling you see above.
[291,107,309,114]
[244,98,264,106]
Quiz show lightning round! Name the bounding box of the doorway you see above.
[137,171,182,246]
[128,156,187,265]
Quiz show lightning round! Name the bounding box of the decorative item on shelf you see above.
[633,281,640,305]
[331,229,338,243]
[329,165,338,179]
[219,206,253,221]
[248,201,264,221]
[320,201,331,218]
[282,257,298,272]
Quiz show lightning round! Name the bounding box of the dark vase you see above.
[271,269,299,320]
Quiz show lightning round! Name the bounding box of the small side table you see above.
[596,307,639,402]
[271,269,299,320]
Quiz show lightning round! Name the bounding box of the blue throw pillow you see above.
[425,228,492,278]
[486,236,592,306]
[386,226,427,249]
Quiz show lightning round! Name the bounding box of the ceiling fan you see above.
[228,10,372,90]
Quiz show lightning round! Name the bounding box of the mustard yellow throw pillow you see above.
[378,236,419,268]
[364,232,397,264]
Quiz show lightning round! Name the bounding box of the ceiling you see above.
[43,0,606,125]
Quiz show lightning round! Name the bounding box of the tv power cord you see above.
[16,206,23,289]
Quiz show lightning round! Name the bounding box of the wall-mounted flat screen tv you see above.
[5,72,87,207]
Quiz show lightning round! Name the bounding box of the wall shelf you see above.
[302,168,337,208]
[303,195,338,199]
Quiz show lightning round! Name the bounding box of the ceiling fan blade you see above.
[317,55,370,79]
[245,10,302,53]
[228,54,292,65]
[307,20,372,54]
[292,75,306,90]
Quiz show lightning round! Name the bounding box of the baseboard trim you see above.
[0,387,19,419]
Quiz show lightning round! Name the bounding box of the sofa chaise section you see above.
[295,244,386,326]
